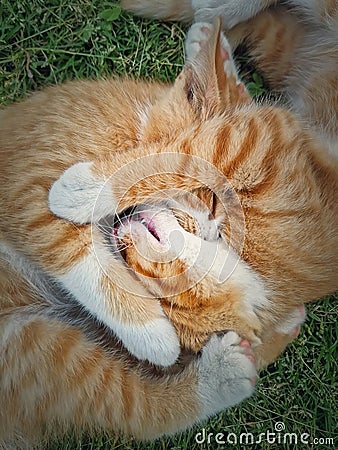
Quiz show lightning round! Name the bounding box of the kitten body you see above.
[0,247,256,447]
[47,17,337,360]
[1,6,337,448]
[0,27,263,447]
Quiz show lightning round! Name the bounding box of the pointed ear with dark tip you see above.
[176,17,251,119]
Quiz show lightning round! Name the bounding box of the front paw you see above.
[185,22,211,62]
[197,331,256,418]
[118,316,181,367]
[49,161,105,224]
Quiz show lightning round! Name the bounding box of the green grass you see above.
[0,0,186,105]
[1,1,337,449]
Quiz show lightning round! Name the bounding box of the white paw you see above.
[192,0,241,29]
[118,317,181,367]
[49,162,105,224]
[275,305,307,336]
[185,22,210,62]
[197,331,256,418]
[59,250,180,367]
[185,22,241,81]
[192,0,260,29]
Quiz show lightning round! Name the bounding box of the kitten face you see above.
[109,194,263,352]
[112,198,222,285]
[114,192,222,250]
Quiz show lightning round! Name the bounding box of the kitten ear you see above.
[178,18,250,118]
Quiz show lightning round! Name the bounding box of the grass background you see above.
[1,1,337,449]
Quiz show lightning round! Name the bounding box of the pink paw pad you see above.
[240,339,250,349]
[239,340,256,385]
[290,305,306,337]
[240,339,255,363]
[201,26,211,35]
[297,304,306,319]
[291,325,301,337]
[220,47,230,61]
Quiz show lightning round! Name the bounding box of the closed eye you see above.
[210,192,218,219]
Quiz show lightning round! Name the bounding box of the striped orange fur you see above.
[120,0,338,360]
[0,6,337,449]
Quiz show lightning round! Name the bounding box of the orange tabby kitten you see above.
[49,10,337,354]
[0,10,337,450]
[0,257,257,447]
[119,0,338,355]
